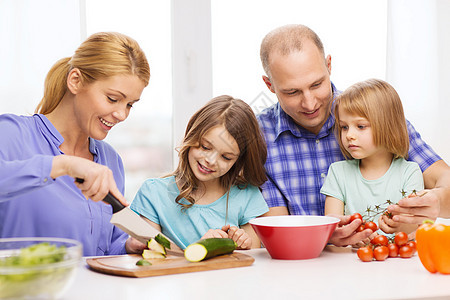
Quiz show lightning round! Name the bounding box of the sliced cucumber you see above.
[136,259,152,266]
[155,234,171,250]
[184,238,237,262]
[142,249,166,259]
[148,238,166,255]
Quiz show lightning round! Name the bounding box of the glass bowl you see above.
[0,237,82,299]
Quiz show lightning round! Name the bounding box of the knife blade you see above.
[75,178,180,251]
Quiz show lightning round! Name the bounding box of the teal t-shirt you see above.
[320,158,424,226]
[130,176,269,249]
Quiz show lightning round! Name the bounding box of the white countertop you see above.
[62,246,450,300]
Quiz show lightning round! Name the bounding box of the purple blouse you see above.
[0,114,128,256]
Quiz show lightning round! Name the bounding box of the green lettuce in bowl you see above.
[0,237,82,299]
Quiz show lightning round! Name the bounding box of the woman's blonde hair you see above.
[171,95,267,210]
[334,78,409,159]
[35,32,150,114]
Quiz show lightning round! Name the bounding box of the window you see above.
[86,0,173,199]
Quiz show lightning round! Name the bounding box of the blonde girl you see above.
[321,79,424,244]
[131,95,269,249]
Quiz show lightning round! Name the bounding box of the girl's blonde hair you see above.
[35,32,150,114]
[171,95,267,209]
[334,78,409,159]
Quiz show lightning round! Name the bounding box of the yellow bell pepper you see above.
[416,220,450,274]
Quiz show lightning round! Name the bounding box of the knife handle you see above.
[75,177,125,213]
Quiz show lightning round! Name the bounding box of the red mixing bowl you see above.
[249,215,339,260]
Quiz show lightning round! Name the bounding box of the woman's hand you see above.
[51,155,128,206]
[125,237,148,254]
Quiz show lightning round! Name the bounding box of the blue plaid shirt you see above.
[257,83,441,216]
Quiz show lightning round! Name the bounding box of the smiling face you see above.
[263,40,333,135]
[338,108,384,160]
[188,125,240,187]
[72,73,145,140]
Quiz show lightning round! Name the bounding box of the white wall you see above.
[212,0,387,107]
[387,0,450,163]
[0,0,82,115]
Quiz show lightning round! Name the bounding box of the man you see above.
[257,24,450,246]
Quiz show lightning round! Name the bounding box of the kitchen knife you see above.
[75,178,180,251]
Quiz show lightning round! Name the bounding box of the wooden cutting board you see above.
[86,251,254,278]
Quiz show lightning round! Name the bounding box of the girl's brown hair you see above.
[35,32,150,114]
[334,78,409,159]
[171,95,267,209]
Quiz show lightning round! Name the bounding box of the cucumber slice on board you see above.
[184,238,237,262]
[136,259,152,266]
[142,249,166,259]
[148,238,166,255]
[155,234,171,249]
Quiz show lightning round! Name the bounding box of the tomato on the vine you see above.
[350,213,363,222]
[356,224,365,232]
[357,246,373,262]
[399,245,414,258]
[370,235,389,247]
[387,243,399,257]
[394,232,408,247]
[373,246,389,261]
[364,221,378,232]
[406,241,417,255]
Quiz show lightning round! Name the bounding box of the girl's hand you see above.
[223,225,252,250]
[201,228,229,239]
[378,214,398,234]
[379,214,418,235]
[125,237,148,254]
[351,231,377,249]
[326,214,372,247]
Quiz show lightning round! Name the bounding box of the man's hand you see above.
[327,214,373,247]
[388,190,439,224]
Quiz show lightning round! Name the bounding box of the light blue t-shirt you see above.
[130,176,269,249]
[320,158,424,227]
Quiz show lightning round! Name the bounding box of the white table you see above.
[62,247,450,300]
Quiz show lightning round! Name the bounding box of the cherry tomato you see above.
[373,245,389,261]
[357,246,373,262]
[371,235,389,247]
[364,221,378,232]
[399,245,414,258]
[387,243,399,257]
[394,232,408,247]
[350,213,363,222]
[356,224,365,232]
[406,241,417,255]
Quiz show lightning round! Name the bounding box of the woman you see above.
[0,32,150,256]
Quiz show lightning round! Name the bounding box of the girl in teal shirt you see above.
[321,79,424,246]
[131,96,269,249]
